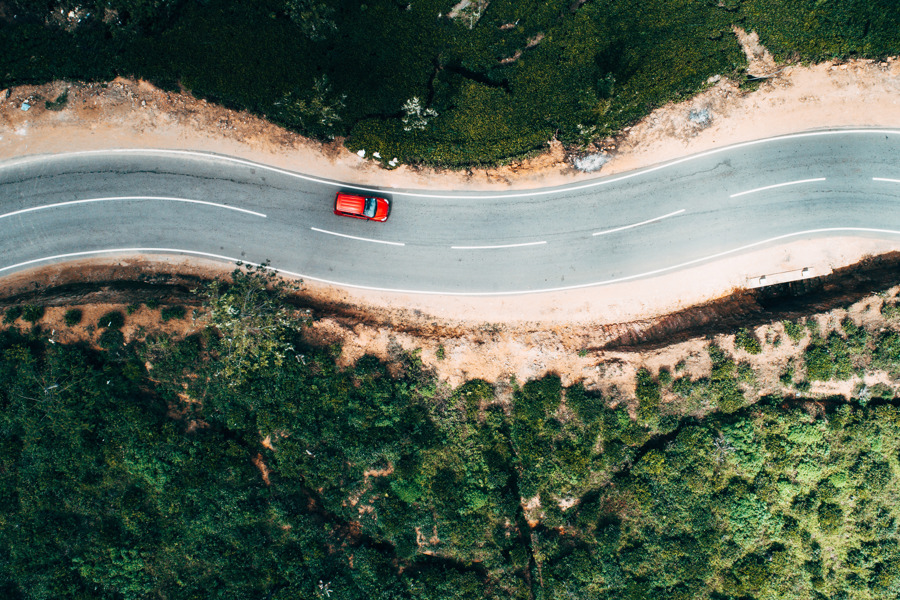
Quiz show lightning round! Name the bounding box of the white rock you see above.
[373,151,381,158]
[356,149,366,157]
[573,153,609,173]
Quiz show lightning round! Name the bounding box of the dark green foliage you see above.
[6,294,900,598]
[2,306,22,323]
[126,303,140,315]
[145,299,160,309]
[881,300,900,320]
[804,331,855,381]
[98,327,125,349]
[63,308,82,326]
[20,305,44,323]
[635,368,660,425]
[783,319,806,342]
[841,317,870,354]
[734,327,762,354]
[872,330,900,376]
[707,344,749,413]
[99,310,125,329]
[44,89,68,111]
[160,305,186,321]
[739,0,900,61]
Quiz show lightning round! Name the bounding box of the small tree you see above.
[196,262,307,385]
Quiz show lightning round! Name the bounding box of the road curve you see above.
[1,129,899,295]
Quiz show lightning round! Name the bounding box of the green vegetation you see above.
[44,89,68,111]
[3,1,897,167]
[2,306,22,324]
[783,319,806,342]
[98,310,125,329]
[63,308,82,326]
[735,327,762,354]
[740,0,900,61]
[5,272,900,598]
[20,305,44,323]
[160,305,186,321]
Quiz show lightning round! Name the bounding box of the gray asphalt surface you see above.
[1,129,899,294]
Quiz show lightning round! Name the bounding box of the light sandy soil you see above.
[1,33,900,388]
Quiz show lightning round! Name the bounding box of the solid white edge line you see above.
[0,196,266,220]
[730,177,826,198]
[310,227,405,246]
[4,227,900,295]
[592,209,685,236]
[451,241,547,250]
[2,129,898,200]
[873,177,900,184]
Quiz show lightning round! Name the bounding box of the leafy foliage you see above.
[734,327,762,354]
[195,262,303,384]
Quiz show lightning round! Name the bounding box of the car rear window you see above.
[364,197,377,218]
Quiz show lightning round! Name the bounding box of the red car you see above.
[334,192,391,222]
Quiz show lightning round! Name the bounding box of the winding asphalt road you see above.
[1,129,899,295]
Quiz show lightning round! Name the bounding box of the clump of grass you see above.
[160,306,186,322]
[734,328,762,354]
[44,89,68,111]
[22,305,44,323]
[3,306,23,323]
[657,368,672,385]
[98,328,125,349]
[782,319,805,342]
[63,309,82,326]
[99,311,125,329]
[436,345,445,360]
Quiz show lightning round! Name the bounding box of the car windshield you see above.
[364,197,377,218]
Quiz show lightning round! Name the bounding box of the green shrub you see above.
[783,319,805,342]
[804,332,854,381]
[63,308,82,326]
[98,328,125,349]
[44,89,68,111]
[841,318,869,354]
[657,368,672,385]
[872,330,900,376]
[161,306,187,322]
[99,311,125,329]
[145,299,160,309]
[21,305,44,323]
[436,345,445,360]
[3,306,23,323]
[734,328,762,354]
[881,301,900,319]
[635,368,660,424]
[779,365,794,386]
[672,377,694,398]
[126,303,141,315]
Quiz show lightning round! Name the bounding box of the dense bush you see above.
[6,283,900,598]
[63,308,82,326]
[98,310,125,329]
[738,0,900,61]
[2,306,22,323]
[160,305,186,321]
[734,327,762,354]
[21,305,44,323]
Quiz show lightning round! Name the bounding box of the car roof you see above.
[335,193,367,215]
